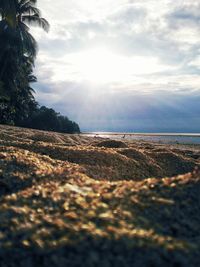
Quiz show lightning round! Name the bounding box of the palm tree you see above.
[0,0,16,28]
[0,0,49,60]
[0,0,49,82]
[16,0,49,58]
[0,0,49,124]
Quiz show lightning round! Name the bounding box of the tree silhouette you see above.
[0,1,80,133]
[0,0,49,123]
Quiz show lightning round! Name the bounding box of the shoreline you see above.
[82,132,200,146]
[83,132,200,137]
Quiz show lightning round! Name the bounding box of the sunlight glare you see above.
[65,47,169,84]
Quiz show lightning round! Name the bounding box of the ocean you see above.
[84,132,200,145]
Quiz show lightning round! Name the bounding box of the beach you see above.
[0,124,200,266]
[84,132,200,145]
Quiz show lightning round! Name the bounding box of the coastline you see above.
[83,132,200,146]
[83,132,200,137]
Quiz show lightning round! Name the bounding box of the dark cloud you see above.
[33,80,200,132]
[168,5,200,29]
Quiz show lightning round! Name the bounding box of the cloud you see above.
[168,4,200,28]
[31,0,200,132]
[34,78,200,132]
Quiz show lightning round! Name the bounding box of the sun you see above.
[70,47,168,84]
[54,46,171,84]
[77,47,127,83]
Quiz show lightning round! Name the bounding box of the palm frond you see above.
[18,26,38,58]
[18,21,30,32]
[22,14,50,32]
[19,4,41,17]
[18,0,37,7]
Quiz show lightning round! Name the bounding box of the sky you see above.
[32,0,200,132]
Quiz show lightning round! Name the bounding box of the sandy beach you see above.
[0,124,200,266]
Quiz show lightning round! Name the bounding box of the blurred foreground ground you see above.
[0,125,200,267]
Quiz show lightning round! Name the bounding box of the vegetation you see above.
[0,0,80,133]
[24,105,80,133]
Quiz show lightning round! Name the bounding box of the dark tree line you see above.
[0,0,80,133]
[23,105,80,133]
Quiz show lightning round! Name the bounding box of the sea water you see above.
[85,132,200,145]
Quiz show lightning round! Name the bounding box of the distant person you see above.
[122,134,126,139]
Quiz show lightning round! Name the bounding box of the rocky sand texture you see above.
[0,124,200,266]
